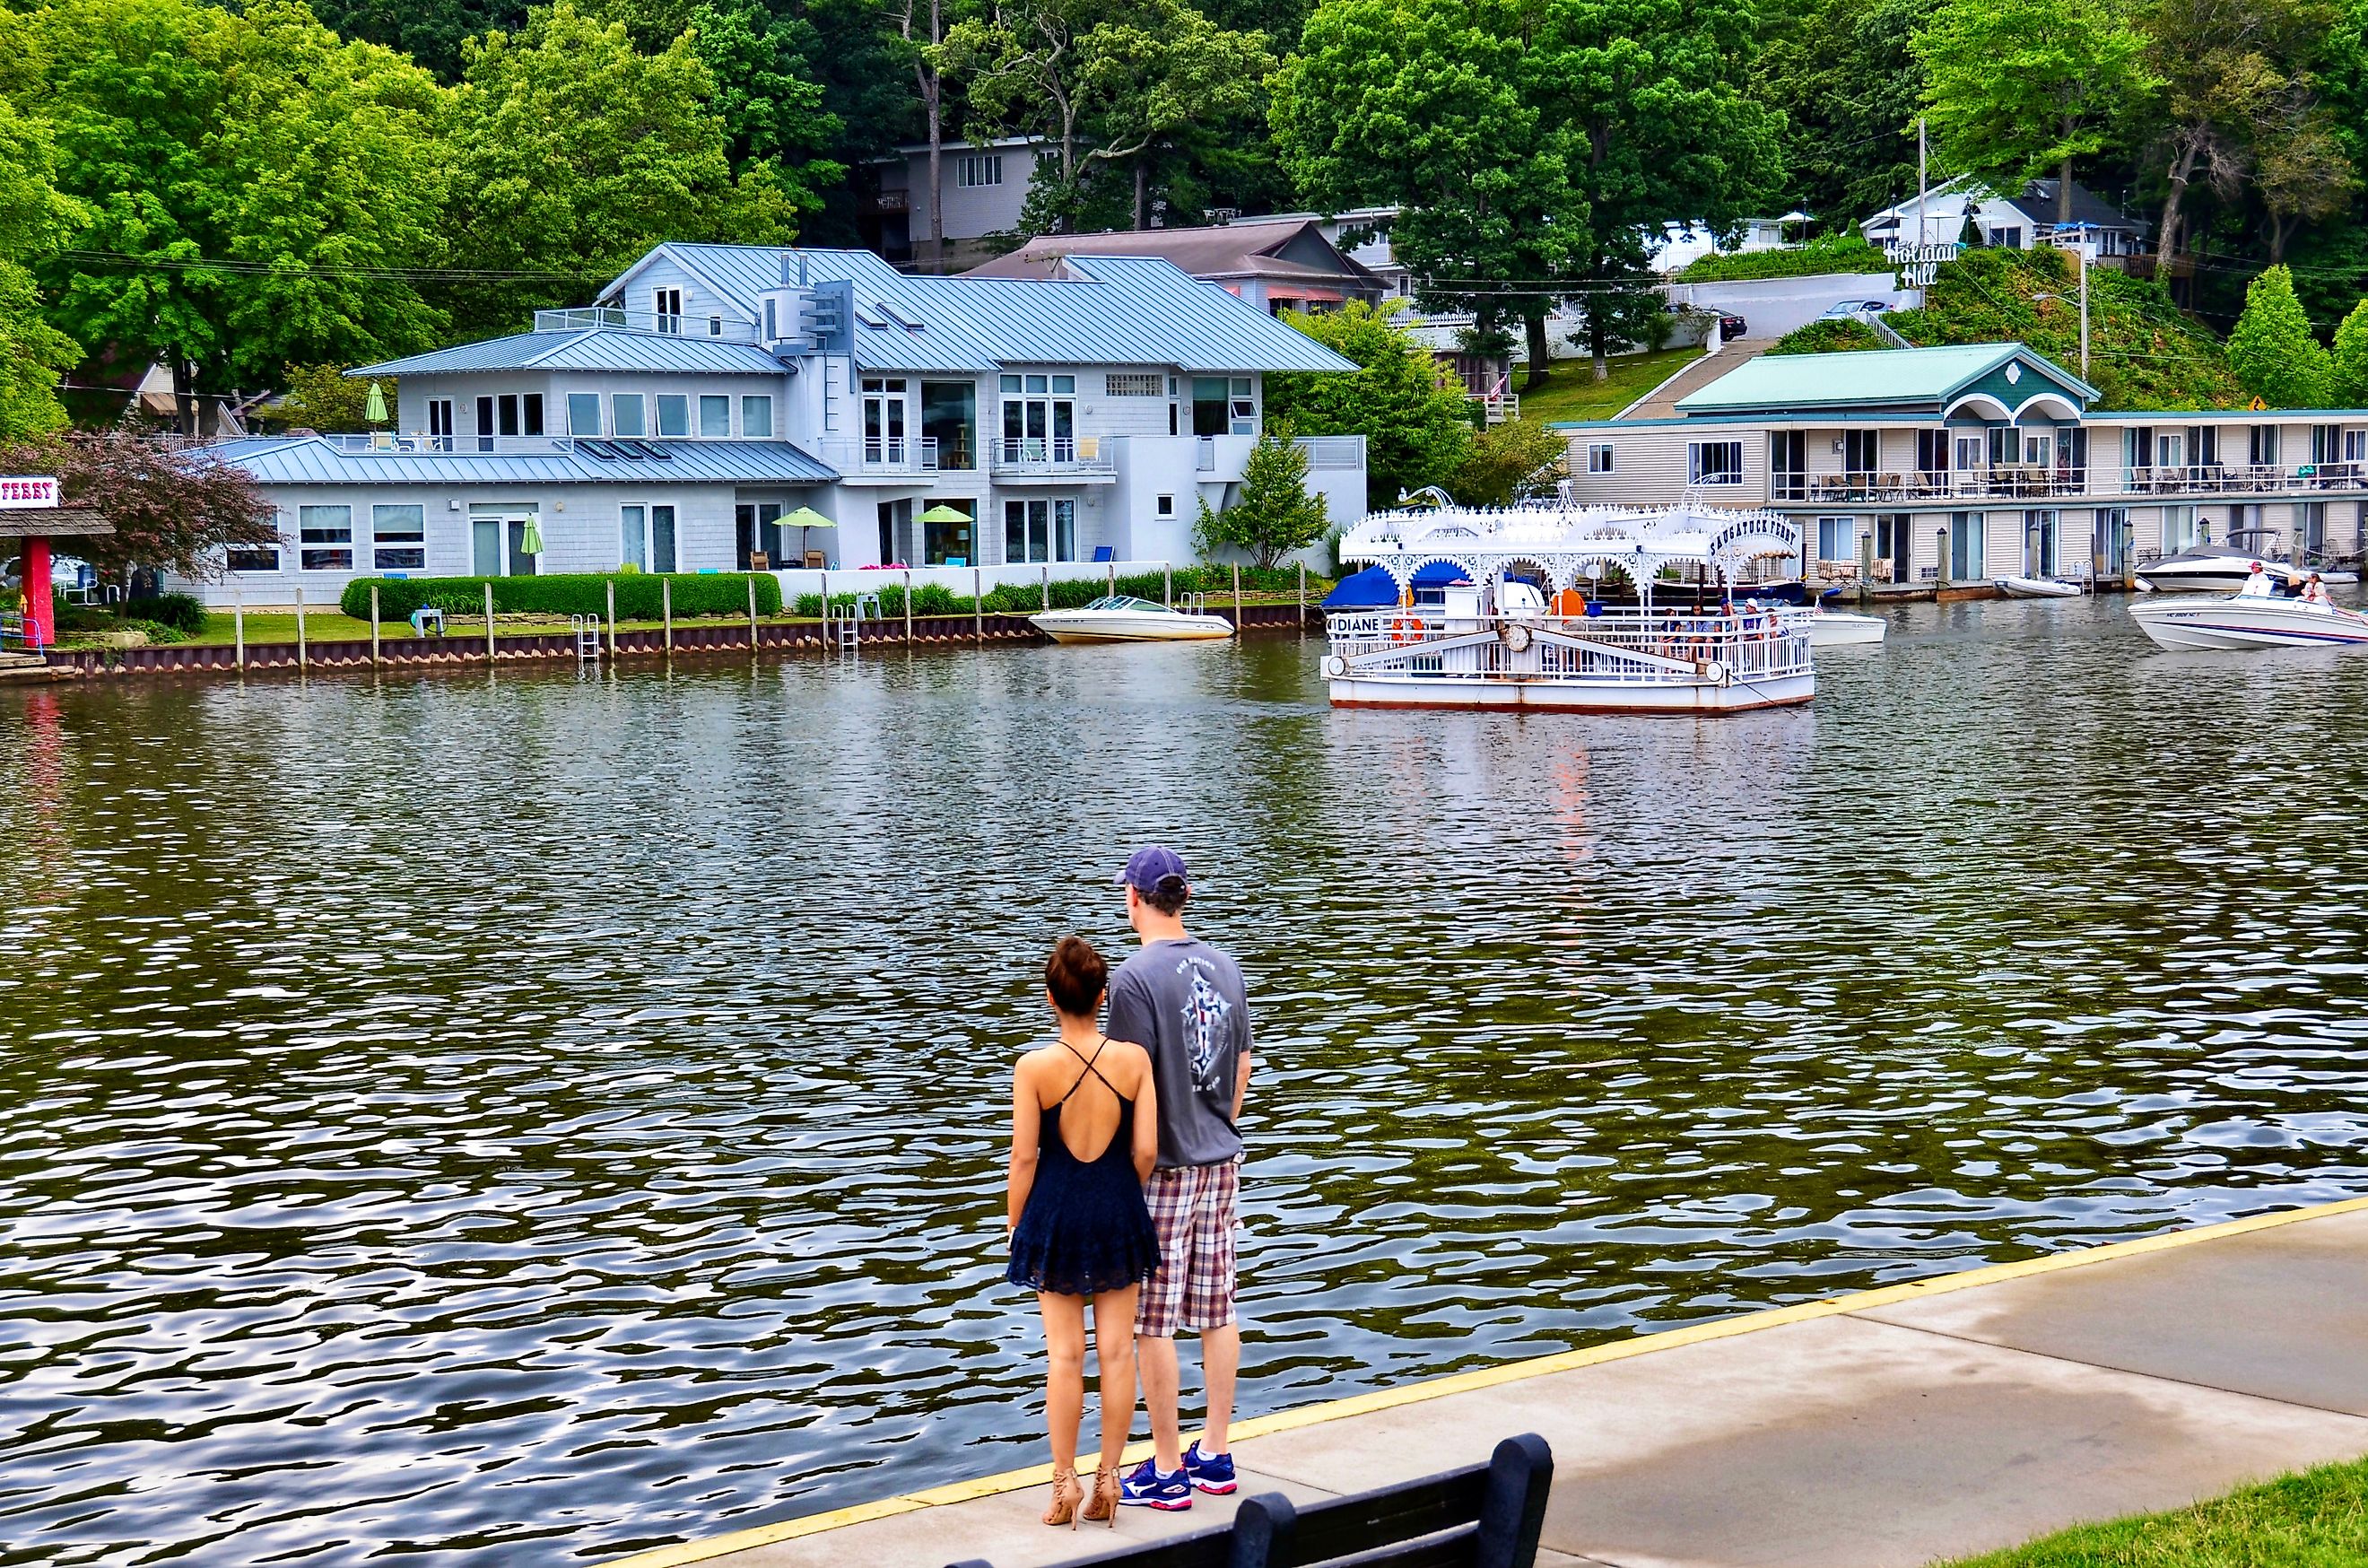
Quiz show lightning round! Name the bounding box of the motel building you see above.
[187,242,1366,605]
[1553,344,2368,587]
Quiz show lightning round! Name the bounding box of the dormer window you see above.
[654,288,683,335]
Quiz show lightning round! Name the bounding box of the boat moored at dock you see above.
[2128,593,2368,650]
[1030,595,1234,643]
[1324,501,1816,712]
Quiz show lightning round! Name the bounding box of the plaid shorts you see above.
[1136,1158,1240,1338]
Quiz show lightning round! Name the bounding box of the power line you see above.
[48,249,596,283]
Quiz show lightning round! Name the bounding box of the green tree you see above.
[448,2,811,334]
[2226,263,2333,405]
[1264,301,1475,510]
[685,0,849,179]
[0,428,278,580]
[2328,298,2368,405]
[1195,425,1331,568]
[0,61,83,440]
[1448,418,1566,507]
[1913,0,2156,225]
[273,364,390,432]
[1752,0,1940,221]
[309,0,528,81]
[28,0,451,431]
[1273,0,1582,383]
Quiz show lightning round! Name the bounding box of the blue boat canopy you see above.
[1411,561,1474,587]
[1322,565,1400,608]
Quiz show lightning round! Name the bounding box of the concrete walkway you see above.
[1615,342,1772,421]
[615,1198,2368,1568]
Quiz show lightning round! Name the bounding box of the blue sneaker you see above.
[1183,1441,1236,1495]
[1118,1458,1193,1511]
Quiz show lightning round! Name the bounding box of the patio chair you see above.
[1877,472,1902,499]
[1092,546,1115,562]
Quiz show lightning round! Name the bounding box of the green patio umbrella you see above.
[363,380,388,423]
[781,505,831,567]
[518,516,545,555]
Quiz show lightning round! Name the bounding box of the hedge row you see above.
[341,572,783,623]
[794,565,1324,620]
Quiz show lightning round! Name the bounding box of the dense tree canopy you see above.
[1265,301,1476,508]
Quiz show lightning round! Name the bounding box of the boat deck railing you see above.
[1328,609,1813,684]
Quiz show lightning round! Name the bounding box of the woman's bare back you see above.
[1030,1037,1149,1163]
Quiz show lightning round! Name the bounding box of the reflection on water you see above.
[4,597,2366,1566]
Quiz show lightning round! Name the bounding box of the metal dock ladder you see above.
[570,615,600,663]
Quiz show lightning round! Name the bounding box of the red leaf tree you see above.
[0,428,278,581]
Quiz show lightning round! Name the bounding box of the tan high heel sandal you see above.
[1080,1467,1121,1526]
[1042,1465,1083,1529]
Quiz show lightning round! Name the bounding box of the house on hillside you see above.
[184,242,1366,605]
[964,218,1387,316]
[1552,342,2368,586]
[1861,176,2150,262]
[858,138,1051,270]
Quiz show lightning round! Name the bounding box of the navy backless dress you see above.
[1007,1040,1160,1296]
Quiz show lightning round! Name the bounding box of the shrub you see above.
[342,572,783,623]
[1769,318,1888,355]
[120,619,187,645]
[788,564,1323,619]
[126,592,208,632]
[1679,233,1891,283]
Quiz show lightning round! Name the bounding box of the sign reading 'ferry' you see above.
[0,475,60,509]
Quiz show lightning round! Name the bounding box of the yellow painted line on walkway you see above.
[608,1193,2368,1568]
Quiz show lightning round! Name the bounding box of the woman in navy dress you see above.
[1007,936,1161,1528]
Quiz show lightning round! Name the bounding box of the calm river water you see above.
[5,599,2367,1566]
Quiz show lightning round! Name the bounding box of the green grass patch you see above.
[1522,348,1707,424]
[1678,233,1891,283]
[1941,1454,2368,1567]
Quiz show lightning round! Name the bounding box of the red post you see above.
[22,536,51,649]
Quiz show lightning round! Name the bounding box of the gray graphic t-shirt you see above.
[1104,937,1252,1169]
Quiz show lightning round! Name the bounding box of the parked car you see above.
[1819,300,1894,321]
[1,553,94,596]
[1716,312,1747,341]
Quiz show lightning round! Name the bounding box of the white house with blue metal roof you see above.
[1554,344,2368,587]
[190,242,1365,604]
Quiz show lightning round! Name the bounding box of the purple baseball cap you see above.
[1115,845,1189,893]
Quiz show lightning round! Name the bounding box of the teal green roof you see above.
[1675,344,2097,416]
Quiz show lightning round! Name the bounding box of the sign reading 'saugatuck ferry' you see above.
[0,475,60,509]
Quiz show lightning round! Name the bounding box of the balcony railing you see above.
[2125,463,2368,493]
[990,436,1116,475]
[533,306,762,343]
[316,433,773,457]
[819,435,939,474]
[1777,468,2090,502]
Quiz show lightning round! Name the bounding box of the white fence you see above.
[774,559,1184,601]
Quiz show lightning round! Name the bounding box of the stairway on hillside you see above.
[1617,342,1772,421]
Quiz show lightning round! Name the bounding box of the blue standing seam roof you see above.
[606,244,1359,376]
[349,330,791,378]
[208,437,838,486]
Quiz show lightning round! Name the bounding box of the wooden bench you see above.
[947,1433,1552,1568]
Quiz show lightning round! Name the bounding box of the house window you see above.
[1003,498,1077,562]
[1916,429,1949,477]
[1107,372,1162,396]
[2348,430,2367,464]
[427,399,454,451]
[1771,430,1806,499]
[2300,500,2328,554]
[1955,433,1984,474]
[763,298,778,340]
[742,395,773,438]
[657,394,690,439]
[2095,507,2129,573]
[957,152,1004,187]
[700,394,731,439]
[1842,430,1879,480]
[1586,442,1614,474]
[372,504,426,570]
[1191,376,1229,437]
[2249,424,2279,466]
[2022,432,2052,467]
[2156,431,2185,468]
[653,287,683,334]
[709,315,724,337]
[651,504,675,571]
[621,504,649,570]
[226,544,280,572]
[2163,504,2200,553]
[568,393,601,436]
[522,394,544,437]
[1993,226,2024,248]
[1815,515,1857,562]
[863,377,910,463]
[1228,377,1254,434]
[612,394,646,439]
[299,504,353,571]
[1687,440,1744,485]
[1001,374,1075,462]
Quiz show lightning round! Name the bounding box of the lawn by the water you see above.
[1943,1455,2368,1566]
[1515,347,1706,425]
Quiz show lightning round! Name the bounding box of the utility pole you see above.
[1916,117,1928,245]
[2078,233,2091,382]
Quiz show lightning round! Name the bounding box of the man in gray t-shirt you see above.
[1107,846,1254,1511]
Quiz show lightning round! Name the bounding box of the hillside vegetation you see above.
[1679,234,1892,283]
[1770,248,2243,411]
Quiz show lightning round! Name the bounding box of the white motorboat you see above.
[2128,594,2368,650]
[1030,595,1233,643]
[1324,501,1815,712]
[2135,539,2359,594]
[1996,575,2083,598]
[1803,609,1886,644]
